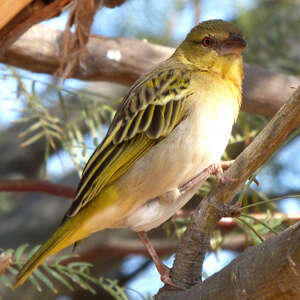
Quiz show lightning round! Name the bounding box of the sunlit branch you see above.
[161,85,300,292]
[2,25,300,118]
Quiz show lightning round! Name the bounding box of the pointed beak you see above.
[218,35,247,56]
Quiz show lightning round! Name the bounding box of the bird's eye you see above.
[202,36,213,47]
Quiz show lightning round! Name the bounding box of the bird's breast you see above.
[119,85,239,231]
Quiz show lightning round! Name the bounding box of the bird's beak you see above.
[218,35,247,56]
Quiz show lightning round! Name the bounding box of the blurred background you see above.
[1,0,300,299]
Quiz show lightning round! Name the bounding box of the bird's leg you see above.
[207,160,235,184]
[137,231,178,288]
[179,160,235,194]
[158,189,180,203]
[136,162,235,287]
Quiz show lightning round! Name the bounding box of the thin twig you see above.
[1,179,299,231]
[0,179,75,198]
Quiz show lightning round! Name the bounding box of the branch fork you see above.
[156,86,300,298]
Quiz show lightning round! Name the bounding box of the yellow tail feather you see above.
[13,218,80,289]
[14,185,123,289]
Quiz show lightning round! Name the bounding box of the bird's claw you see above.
[159,265,181,289]
[210,161,237,185]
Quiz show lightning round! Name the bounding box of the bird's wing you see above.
[64,68,192,218]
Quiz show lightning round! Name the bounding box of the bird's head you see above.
[175,19,246,80]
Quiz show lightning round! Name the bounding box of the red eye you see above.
[202,36,213,47]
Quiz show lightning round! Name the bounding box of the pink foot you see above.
[137,231,181,289]
[209,161,237,184]
[179,161,236,194]
[158,264,180,289]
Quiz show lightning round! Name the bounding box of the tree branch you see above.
[218,212,300,229]
[175,209,300,229]
[2,179,300,233]
[0,0,72,57]
[157,221,300,300]
[156,85,300,295]
[0,179,75,198]
[2,25,300,118]
[0,0,127,57]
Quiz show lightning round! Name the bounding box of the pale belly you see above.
[117,98,237,232]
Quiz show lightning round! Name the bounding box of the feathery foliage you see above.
[1,68,117,175]
[0,244,129,299]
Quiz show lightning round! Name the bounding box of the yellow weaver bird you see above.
[14,19,246,288]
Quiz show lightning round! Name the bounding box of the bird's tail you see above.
[13,217,81,289]
[14,184,126,289]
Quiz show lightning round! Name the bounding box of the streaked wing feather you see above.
[64,68,192,218]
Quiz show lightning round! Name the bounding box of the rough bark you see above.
[0,0,72,57]
[155,83,300,298]
[0,0,126,57]
[157,222,300,300]
[1,25,300,118]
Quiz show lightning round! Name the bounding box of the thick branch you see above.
[161,85,300,292]
[0,0,127,57]
[0,0,72,57]
[2,25,300,118]
[157,222,300,300]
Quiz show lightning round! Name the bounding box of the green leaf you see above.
[241,213,278,235]
[67,262,93,269]
[0,274,13,288]
[34,268,58,293]
[236,217,264,243]
[48,130,63,140]
[45,121,63,134]
[4,249,15,256]
[54,253,78,265]
[58,268,96,294]
[14,244,29,265]
[7,266,18,275]
[43,265,74,291]
[27,245,41,260]
[99,278,128,300]
[19,122,42,138]
[29,273,42,292]
[20,131,44,147]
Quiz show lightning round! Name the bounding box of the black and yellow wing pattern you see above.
[65,68,193,219]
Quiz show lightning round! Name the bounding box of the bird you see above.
[14,19,246,288]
